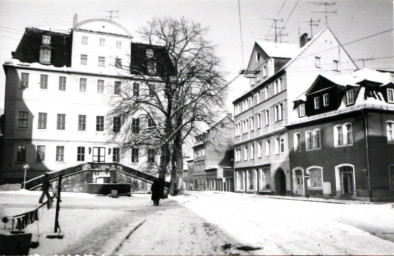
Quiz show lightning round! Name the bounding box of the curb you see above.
[109,219,146,254]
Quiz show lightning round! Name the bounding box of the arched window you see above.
[306,166,323,189]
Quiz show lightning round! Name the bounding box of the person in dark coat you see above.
[151,178,164,206]
[39,173,52,204]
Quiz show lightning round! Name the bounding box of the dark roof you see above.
[12,28,72,67]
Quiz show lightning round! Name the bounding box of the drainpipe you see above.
[362,109,372,201]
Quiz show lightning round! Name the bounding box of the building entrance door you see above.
[274,168,286,195]
[294,169,304,196]
[93,147,106,163]
[340,166,354,196]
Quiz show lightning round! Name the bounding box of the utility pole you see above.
[104,10,119,20]
[305,18,320,37]
[308,1,337,26]
[262,17,286,43]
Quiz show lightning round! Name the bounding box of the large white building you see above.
[233,29,358,194]
[1,17,171,182]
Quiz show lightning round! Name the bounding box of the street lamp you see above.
[23,163,29,189]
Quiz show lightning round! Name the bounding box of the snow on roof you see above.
[33,26,71,34]
[255,41,300,58]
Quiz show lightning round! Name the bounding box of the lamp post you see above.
[23,163,29,189]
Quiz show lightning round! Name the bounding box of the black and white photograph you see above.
[0,0,393,255]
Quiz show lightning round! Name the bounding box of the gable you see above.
[306,75,340,95]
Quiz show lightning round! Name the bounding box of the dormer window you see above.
[40,48,51,64]
[314,96,320,109]
[42,35,51,45]
[387,88,394,103]
[146,49,154,58]
[298,103,305,117]
[346,89,355,105]
[323,93,329,107]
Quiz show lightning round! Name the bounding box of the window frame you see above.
[387,88,394,103]
[294,133,301,152]
[97,79,104,94]
[79,78,87,92]
[40,74,48,89]
[314,96,320,109]
[57,114,66,130]
[38,112,47,129]
[56,146,64,162]
[98,56,105,67]
[323,93,329,107]
[18,111,28,129]
[36,145,46,162]
[346,89,355,105]
[131,147,139,163]
[16,145,27,162]
[20,73,29,88]
[307,166,323,189]
[59,76,66,91]
[80,54,88,65]
[96,116,104,132]
[387,121,394,143]
[77,146,85,161]
[315,56,321,68]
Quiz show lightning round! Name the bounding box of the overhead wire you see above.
[264,0,288,40]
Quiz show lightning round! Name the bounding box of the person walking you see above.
[39,173,52,204]
[151,178,164,206]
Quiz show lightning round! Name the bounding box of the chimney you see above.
[73,14,78,28]
[299,33,309,47]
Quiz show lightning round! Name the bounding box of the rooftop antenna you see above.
[104,10,119,20]
[261,17,286,43]
[307,1,336,26]
[305,18,320,37]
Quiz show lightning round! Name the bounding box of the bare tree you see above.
[111,17,227,195]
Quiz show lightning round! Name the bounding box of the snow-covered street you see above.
[2,189,394,255]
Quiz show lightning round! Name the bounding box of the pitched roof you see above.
[255,41,300,58]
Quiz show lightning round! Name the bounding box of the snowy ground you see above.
[2,188,394,255]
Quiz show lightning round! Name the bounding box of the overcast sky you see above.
[0,0,392,112]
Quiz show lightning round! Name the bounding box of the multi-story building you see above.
[233,28,358,194]
[1,17,173,182]
[287,69,394,201]
[192,114,234,191]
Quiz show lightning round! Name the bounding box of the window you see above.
[57,114,66,130]
[146,49,154,58]
[113,148,120,162]
[99,38,105,47]
[305,131,312,150]
[263,87,268,100]
[98,56,105,67]
[56,146,64,161]
[148,118,155,128]
[114,81,121,95]
[42,35,51,44]
[265,140,270,156]
[115,58,122,68]
[36,145,46,161]
[97,79,104,94]
[132,118,140,133]
[244,146,248,161]
[250,117,254,131]
[346,90,355,105]
[308,167,323,188]
[80,78,87,92]
[256,53,260,62]
[235,148,241,162]
[323,93,329,107]
[306,129,321,150]
[294,133,301,152]
[264,109,269,126]
[81,36,88,45]
[20,73,29,88]
[280,137,285,153]
[59,76,66,91]
[147,61,157,75]
[256,92,260,105]
[38,113,47,129]
[148,149,155,163]
[256,114,261,129]
[96,116,104,131]
[275,137,280,154]
[274,103,283,122]
[40,74,48,89]
[133,82,139,96]
[387,121,394,143]
[18,111,28,128]
[263,66,267,77]
[334,123,353,146]
[149,84,155,96]
[16,145,26,162]
[253,142,261,159]
[314,97,320,109]
[40,49,51,64]
[131,148,139,163]
[78,115,86,131]
[387,89,394,103]
[250,144,254,160]
[333,60,340,71]
[116,40,122,49]
[80,54,88,65]
[77,147,85,161]
[113,116,121,132]
[315,56,321,68]
[299,103,305,117]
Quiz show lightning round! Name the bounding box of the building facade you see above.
[1,18,172,182]
[288,69,394,201]
[233,28,358,195]
[191,114,234,191]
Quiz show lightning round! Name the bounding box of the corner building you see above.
[233,28,358,195]
[2,18,170,181]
